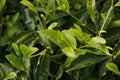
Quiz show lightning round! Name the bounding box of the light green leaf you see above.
[62,47,76,57]
[62,30,76,49]
[39,0,45,7]
[88,37,106,44]
[73,24,82,34]
[68,29,84,42]
[20,44,38,57]
[0,0,6,9]
[4,72,16,80]
[12,12,19,23]
[86,43,110,55]
[57,0,70,13]
[20,0,36,13]
[66,53,108,72]
[48,22,58,30]
[39,30,68,48]
[12,43,20,56]
[0,69,3,78]
[106,63,119,74]
[6,54,24,70]
[114,1,120,7]
[30,47,39,55]
[39,30,60,47]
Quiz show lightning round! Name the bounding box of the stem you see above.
[35,12,44,29]
[99,4,113,36]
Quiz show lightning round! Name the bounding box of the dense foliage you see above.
[1,0,120,80]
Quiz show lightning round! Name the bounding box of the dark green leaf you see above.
[66,53,108,72]
[34,54,50,80]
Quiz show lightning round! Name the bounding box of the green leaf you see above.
[68,29,84,42]
[0,36,9,46]
[12,43,20,56]
[106,63,119,74]
[47,0,56,18]
[57,0,70,13]
[39,0,45,7]
[66,53,108,72]
[6,54,24,70]
[6,27,17,39]
[48,22,58,30]
[39,30,68,48]
[114,1,120,7]
[11,31,34,44]
[86,43,110,55]
[34,54,50,80]
[62,47,76,57]
[39,30,60,46]
[88,37,106,44]
[73,24,82,33]
[4,72,16,80]
[24,9,36,30]
[20,44,38,57]
[87,0,96,23]
[0,69,3,78]
[0,63,14,76]
[0,0,6,9]
[62,30,76,49]
[20,0,36,13]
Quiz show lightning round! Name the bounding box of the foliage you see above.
[1,0,120,80]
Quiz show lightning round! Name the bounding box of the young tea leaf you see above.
[62,47,76,57]
[106,63,119,74]
[6,54,24,70]
[88,37,106,44]
[12,43,20,56]
[62,30,77,49]
[20,0,36,13]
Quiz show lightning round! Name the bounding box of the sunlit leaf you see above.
[4,72,16,80]
[20,44,38,57]
[6,54,24,70]
[62,47,76,57]
[12,43,20,56]
[106,63,119,74]
[0,0,6,9]
[114,1,120,7]
[20,0,36,13]
[88,37,106,44]
[48,22,58,30]
[62,30,76,49]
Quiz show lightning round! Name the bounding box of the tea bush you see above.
[1,0,120,80]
